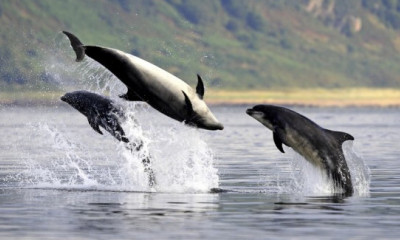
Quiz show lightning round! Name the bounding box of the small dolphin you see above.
[62,31,224,131]
[246,105,354,196]
[61,90,129,142]
[61,90,156,187]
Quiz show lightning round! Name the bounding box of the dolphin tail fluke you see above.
[62,31,86,62]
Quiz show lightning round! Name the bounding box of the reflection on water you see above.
[0,106,400,239]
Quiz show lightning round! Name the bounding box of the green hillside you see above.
[1,0,400,92]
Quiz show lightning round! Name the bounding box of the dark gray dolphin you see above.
[246,105,354,196]
[62,31,224,131]
[61,90,129,142]
[61,90,155,187]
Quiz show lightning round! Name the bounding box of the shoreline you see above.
[206,88,400,108]
[1,88,400,108]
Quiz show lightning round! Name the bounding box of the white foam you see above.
[265,143,370,197]
[15,106,219,192]
[12,33,219,193]
[343,141,371,197]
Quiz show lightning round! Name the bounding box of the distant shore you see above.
[1,88,400,107]
[206,88,400,107]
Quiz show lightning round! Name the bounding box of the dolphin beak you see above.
[205,123,224,130]
[246,108,255,115]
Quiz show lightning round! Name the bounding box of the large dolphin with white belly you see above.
[62,31,223,131]
[246,105,354,196]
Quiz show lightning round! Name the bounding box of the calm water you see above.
[0,105,399,239]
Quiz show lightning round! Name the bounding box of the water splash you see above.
[283,152,337,196]
[15,123,101,189]
[343,141,371,196]
[150,124,219,193]
[11,32,219,193]
[11,112,219,193]
[44,31,126,95]
[265,142,370,197]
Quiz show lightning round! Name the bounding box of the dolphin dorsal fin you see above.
[196,74,205,100]
[325,129,354,145]
[182,91,194,120]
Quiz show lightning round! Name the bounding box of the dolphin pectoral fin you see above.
[101,116,130,143]
[62,31,86,62]
[196,74,205,99]
[182,91,194,121]
[325,129,354,145]
[113,122,130,143]
[119,89,143,101]
[273,131,285,153]
[88,118,103,135]
[111,129,130,143]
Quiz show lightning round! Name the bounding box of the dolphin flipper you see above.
[273,131,285,153]
[196,74,205,99]
[182,91,194,122]
[62,31,86,62]
[99,115,130,143]
[88,117,103,135]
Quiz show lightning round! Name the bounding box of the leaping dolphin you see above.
[61,90,156,187]
[61,90,129,142]
[62,31,224,131]
[246,105,354,196]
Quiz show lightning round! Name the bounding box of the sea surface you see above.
[0,105,399,239]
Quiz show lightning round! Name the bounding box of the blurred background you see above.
[0,0,400,105]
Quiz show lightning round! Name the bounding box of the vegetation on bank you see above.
[1,0,400,93]
[207,88,400,106]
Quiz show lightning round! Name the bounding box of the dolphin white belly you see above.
[285,127,325,168]
[62,31,223,130]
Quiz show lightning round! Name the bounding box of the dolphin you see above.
[61,90,156,187]
[61,90,129,142]
[246,105,354,196]
[62,31,224,131]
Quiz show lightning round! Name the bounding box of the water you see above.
[0,105,399,239]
